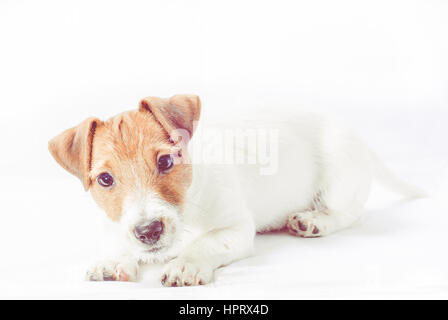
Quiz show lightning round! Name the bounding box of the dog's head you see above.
[49,94,201,260]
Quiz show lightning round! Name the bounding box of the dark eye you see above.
[157,154,174,173]
[97,172,114,187]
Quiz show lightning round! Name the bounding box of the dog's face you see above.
[49,95,201,259]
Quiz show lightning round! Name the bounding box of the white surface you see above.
[0,0,447,299]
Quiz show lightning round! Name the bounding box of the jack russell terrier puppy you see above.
[48,94,424,286]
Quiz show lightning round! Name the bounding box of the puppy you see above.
[48,94,424,286]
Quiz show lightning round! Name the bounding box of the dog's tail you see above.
[369,149,428,198]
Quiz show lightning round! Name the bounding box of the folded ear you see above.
[139,94,201,142]
[48,117,102,191]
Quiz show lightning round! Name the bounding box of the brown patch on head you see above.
[89,110,193,221]
[49,94,201,222]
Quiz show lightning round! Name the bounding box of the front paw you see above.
[161,258,213,287]
[86,258,139,282]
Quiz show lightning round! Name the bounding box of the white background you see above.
[0,0,447,299]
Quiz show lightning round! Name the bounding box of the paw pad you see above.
[287,212,322,238]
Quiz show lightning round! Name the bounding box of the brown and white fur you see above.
[49,94,425,286]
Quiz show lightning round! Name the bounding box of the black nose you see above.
[134,220,163,245]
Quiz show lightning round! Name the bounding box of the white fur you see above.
[88,111,423,285]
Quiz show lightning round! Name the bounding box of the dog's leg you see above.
[287,178,369,238]
[86,254,139,281]
[288,137,374,238]
[161,223,255,287]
